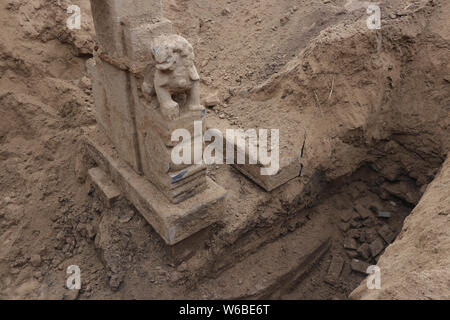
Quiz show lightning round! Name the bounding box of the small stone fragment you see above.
[221,8,231,16]
[350,259,370,274]
[350,220,362,229]
[378,211,391,218]
[369,238,385,257]
[345,249,358,259]
[377,225,395,244]
[354,205,372,220]
[30,254,41,267]
[357,243,371,260]
[347,229,361,239]
[344,237,358,250]
[203,92,221,107]
[325,255,344,285]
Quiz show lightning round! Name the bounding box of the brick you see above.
[325,255,344,285]
[340,211,352,223]
[347,229,361,239]
[90,0,163,56]
[88,167,121,207]
[378,225,396,244]
[344,237,358,250]
[338,222,350,233]
[369,238,385,257]
[354,204,372,220]
[357,243,371,260]
[350,259,370,274]
[84,131,226,245]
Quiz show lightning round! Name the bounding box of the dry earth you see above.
[0,0,449,299]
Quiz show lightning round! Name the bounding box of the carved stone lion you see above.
[142,34,203,120]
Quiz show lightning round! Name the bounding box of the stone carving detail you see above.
[142,34,203,120]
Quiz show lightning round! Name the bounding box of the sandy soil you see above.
[0,0,449,299]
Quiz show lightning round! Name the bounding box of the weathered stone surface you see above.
[357,243,371,260]
[86,58,111,139]
[354,204,372,220]
[88,167,121,208]
[204,128,300,192]
[123,18,173,63]
[369,238,385,257]
[133,91,208,202]
[89,0,163,56]
[87,0,226,241]
[325,255,344,285]
[344,237,358,250]
[145,34,204,120]
[203,91,221,107]
[98,60,141,173]
[378,210,391,218]
[347,229,361,240]
[377,225,396,244]
[350,259,370,274]
[83,129,226,245]
[338,222,350,233]
[340,211,352,222]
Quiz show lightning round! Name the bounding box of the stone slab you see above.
[83,128,227,245]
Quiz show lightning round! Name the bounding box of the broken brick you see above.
[354,205,372,220]
[347,229,361,239]
[350,220,362,229]
[325,255,344,285]
[343,237,358,250]
[340,211,352,223]
[338,222,350,233]
[346,249,358,259]
[357,243,371,260]
[369,238,385,257]
[377,225,396,244]
[350,259,370,274]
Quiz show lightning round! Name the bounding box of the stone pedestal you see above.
[83,128,226,245]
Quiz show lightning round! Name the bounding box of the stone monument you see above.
[83,0,226,245]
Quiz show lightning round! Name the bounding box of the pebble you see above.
[203,92,221,107]
[30,254,41,267]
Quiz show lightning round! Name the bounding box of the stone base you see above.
[82,128,227,245]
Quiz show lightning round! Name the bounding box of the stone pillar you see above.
[88,0,171,174]
[90,0,163,57]
[85,0,226,244]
